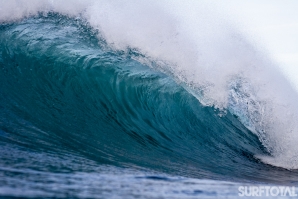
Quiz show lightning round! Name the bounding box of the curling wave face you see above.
[1,14,298,185]
[2,3,298,195]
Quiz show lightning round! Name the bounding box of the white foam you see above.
[1,0,298,169]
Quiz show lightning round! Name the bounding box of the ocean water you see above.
[1,1,298,198]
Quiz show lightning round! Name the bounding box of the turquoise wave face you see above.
[0,14,296,186]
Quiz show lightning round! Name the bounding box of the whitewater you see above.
[1,0,298,198]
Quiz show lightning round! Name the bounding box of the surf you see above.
[1,1,298,195]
